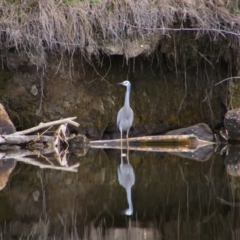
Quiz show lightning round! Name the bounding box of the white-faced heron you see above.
[117,80,134,147]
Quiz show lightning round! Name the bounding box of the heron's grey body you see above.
[117,80,134,143]
[118,154,135,215]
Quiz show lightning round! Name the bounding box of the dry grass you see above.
[0,0,239,64]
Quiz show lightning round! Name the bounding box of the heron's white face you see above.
[119,80,131,87]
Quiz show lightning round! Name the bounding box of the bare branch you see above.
[10,117,80,136]
[215,77,240,86]
[15,157,80,172]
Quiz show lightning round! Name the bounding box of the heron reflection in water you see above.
[117,150,135,216]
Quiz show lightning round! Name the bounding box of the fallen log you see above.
[0,148,53,159]
[0,135,54,145]
[90,134,214,152]
[92,143,212,153]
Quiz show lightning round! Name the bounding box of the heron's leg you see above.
[120,129,123,152]
[120,152,124,166]
[126,130,129,148]
[127,147,129,163]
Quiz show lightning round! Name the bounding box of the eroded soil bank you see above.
[0,49,230,139]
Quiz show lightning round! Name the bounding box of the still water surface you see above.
[0,145,239,239]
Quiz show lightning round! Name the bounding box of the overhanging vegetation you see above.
[0,0,240,63]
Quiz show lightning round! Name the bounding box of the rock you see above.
[170,145,214,162]
[31,85,38,96]
[32,190,40,202]
[0,104,17,191]
[225,146,240,177]
[102,33,160,58]
[224,108,240,140]
[0,159,16,191]
[226,163,240,177]
[165,123,213,141]
[0,103,16,134]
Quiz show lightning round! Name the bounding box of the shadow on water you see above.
[1,144,240,239]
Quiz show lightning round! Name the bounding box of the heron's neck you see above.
[124,86,131,107]
[126,187,133,210]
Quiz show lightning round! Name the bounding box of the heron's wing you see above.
[131,109,134,126]
[117,108,123,128]
[118,165,135,187]
[117,166,123,185]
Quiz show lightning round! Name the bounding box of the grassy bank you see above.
[0,0,239,62]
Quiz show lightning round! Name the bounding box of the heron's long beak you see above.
[117,82,123,85]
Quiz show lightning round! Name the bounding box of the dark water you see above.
[0,145,239,240]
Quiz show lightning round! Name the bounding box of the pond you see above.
[0,145,239,240]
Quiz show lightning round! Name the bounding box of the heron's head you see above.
[120,208,133,216]
[117,80,131,87]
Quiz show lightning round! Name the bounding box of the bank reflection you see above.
[118,150,135,216]
[225,145,240,177]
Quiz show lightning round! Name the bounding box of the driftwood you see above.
[0,117,79,145]
[0,148,80,172]
[0,117,81,172]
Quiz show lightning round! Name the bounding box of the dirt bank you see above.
[0,0,239,138]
